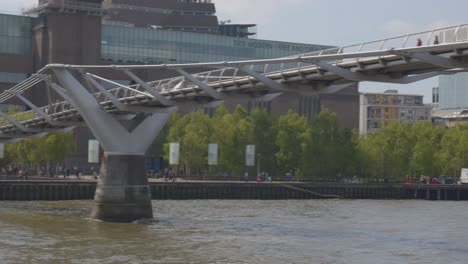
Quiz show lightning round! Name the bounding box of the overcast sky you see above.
[3,0,468,102]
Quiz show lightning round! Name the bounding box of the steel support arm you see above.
[397,69,468,84]
[121,69,175,106]
[53,69,175,155]
[389,50,468,69]
[85,73,153,98]
[0,111,42,133]
[239,66,290,92]
[5,91,80,127]
[0,132,48,139]
[314,61,404,84]
[0,138,22,143]
[83,73,158,113]
[175,68,226,100]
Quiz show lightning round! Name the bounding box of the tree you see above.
[148,109,180,171]
[275,109,308,176]
[180,110,212,176]
[385,122,414,181]
[436,125,468,177]
[165,111,189,168]
[251,108,278,175]
[44,132,76,172]
[409,122,444,177]
[301,110,357,181]
[3,131,76,174]
[356,132,382,180]
[211,105,253,176]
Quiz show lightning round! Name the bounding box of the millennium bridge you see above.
[1,24,468,221]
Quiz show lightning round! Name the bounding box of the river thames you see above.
[0,200,467,263]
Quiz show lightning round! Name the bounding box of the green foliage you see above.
[149,104,468,182]
[147,109,180,159]
[211,105,253,175]
[181,110,212,175]
[275,109,308,175]
[251,108,278,174]
[437,125,468,177]
[301,110,357,180]
[410,122,444,177]
[3,131,76,168]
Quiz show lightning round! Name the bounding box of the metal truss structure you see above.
[1,24,468,146]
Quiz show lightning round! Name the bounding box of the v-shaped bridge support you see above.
[54,69,175,222]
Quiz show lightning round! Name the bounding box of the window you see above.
[0,14,32,55]
[101,25,329,65]
[0,72,28,83]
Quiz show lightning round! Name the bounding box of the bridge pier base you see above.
[53,69,174,222]
[91,154,152,222]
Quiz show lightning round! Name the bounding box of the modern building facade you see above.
[432,86,439,108]
[432,108,468,127]
[436,27,468,109]
[359,90,432,134]
[0,14,33,100]
[0,0,360,167]
[439,73,468,109]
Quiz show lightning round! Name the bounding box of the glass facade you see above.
[439,73,468,109]
[101,25,330,64]
[0,14,32,55]
[0,72,28,83]
[365,94,423,106]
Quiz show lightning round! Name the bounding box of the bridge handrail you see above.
[295,23,468,57]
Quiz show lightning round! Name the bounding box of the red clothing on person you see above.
[416,39,422,47]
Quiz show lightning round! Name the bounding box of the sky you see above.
[3,0,468,102]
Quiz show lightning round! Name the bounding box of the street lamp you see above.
[257,154,262,176]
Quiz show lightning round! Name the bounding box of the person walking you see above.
[75,168,80,179]
[416,38,422,47]
[433,35,440,45]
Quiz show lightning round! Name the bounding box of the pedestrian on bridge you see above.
[434,35,440,45]
[416,38,423,47]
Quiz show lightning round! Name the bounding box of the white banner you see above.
[0,143,4,159]
[246,144,255,167]
[88,140,99,163]
[169,142,180,165]
[208,143,218,166]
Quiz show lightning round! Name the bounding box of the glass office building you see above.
[101,24,329,65]
[0,14,32,56]
[0,14,32,87]
[439,73,468,109]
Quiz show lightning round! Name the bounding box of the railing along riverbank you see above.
[1,180,468,201]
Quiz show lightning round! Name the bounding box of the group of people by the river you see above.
[243,171,290,183]
[0,166,99,180]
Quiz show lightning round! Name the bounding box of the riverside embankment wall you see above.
[2,181,468,201]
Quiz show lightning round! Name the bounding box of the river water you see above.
[0,200,467,264]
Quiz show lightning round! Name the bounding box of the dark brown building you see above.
[0,0,359,169]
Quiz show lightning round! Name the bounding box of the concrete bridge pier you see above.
[53,69,174,222]
[92,154,151,222]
